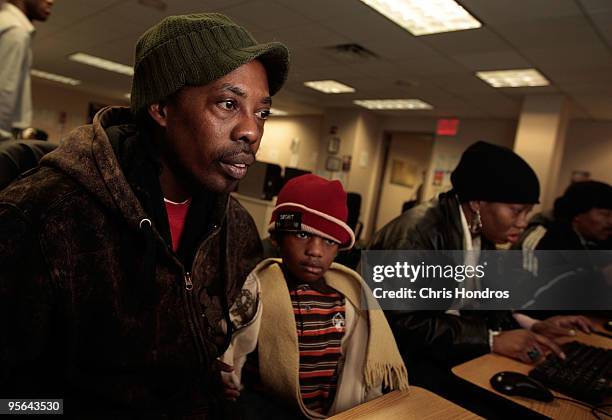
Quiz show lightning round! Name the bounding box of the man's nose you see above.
[231,113,261,147]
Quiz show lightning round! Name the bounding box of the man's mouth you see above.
[218,161,250,180]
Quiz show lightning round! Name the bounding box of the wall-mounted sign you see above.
[436,118,459,136]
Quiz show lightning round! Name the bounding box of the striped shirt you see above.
[290,282,345,414]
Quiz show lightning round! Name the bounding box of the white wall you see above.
[556,120,612,197]
[31,79,127,143]
[258,115,323,172]
[315,109,385,242]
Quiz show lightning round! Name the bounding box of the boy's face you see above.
[278,231,339,283]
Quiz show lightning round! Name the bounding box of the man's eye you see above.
[218,100,236,111]
[256,109,271,120]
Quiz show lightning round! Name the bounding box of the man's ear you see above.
[148,102,168,128]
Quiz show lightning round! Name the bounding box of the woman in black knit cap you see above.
[368,141,594,408]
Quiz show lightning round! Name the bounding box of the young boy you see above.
[221,174,408,419]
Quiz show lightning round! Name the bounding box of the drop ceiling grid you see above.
[22,0,612,119]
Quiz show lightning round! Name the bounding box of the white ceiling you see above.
[31,0,612,120]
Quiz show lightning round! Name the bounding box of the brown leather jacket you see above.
[0,107,262,418]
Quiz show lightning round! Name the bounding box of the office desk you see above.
[329,386,481,420]
[452,330,611,419]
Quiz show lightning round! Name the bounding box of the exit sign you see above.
[436,118,459,136]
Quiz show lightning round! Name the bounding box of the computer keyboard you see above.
[529,341,611,404]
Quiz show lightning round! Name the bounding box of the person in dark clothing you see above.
[368,142,593,398]
[517,181,612,310]
[0,139,56,189]
[520,181,612,252]
[0,13,289,419]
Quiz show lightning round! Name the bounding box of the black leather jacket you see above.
[368,192,517,365]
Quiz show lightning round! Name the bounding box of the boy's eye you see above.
[296,232,310,239]
[325,238,338,246]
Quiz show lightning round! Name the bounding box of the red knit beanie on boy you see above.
[268,174,355,250]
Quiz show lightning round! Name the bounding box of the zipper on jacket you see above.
[184,271,193,291]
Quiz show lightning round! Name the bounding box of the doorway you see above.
[373,132,434,231]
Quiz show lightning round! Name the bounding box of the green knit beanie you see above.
[130,13,289,115]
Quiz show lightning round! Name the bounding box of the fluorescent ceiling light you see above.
[360,0,481,36]
[31,69,80,86]
[354,99,433,110]
[69,52,134,76]
[270,107,288,116]
[304,80,355,94]
[476,69,550,88]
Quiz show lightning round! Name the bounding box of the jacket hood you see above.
[41,107,150,233]
[0,3,35,35]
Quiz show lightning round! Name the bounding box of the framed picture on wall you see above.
[327,136,340,154]
[390,159,418,187]
[326,156,342,172]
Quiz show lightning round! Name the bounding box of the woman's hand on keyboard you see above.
[491,329,565,364]
[531,315,594,338]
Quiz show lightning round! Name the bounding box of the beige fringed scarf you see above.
[255,258,408,419]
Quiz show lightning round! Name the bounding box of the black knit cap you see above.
[451,141,540,203]
[554,181,612,221]
[130,13,289,115]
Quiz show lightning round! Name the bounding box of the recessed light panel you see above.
[69,53,134,76]
[354,99,433,110]
[304,80,355,94]
[31,69,81,86]
[476,69,550,88]
[360,0,482,36]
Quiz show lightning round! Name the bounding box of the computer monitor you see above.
[283,167,311,187]
[236,161,282,200]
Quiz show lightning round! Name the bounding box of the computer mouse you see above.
[490,371,554,402]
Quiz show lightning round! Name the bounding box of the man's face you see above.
[278,231,339,284]
[25,0,53,21]
[573,208,612,242]
[157,60,271,195]
[477,202,533,244]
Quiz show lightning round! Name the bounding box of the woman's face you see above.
[474,202,533,244]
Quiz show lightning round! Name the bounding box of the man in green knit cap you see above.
[0,13,289,418]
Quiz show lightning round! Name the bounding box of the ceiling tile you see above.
[451,50,532,71]
[461,0,582,24]
[495,17,603,49]
[419,28,509,55]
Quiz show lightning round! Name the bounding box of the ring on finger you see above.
[527,347,541,361]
